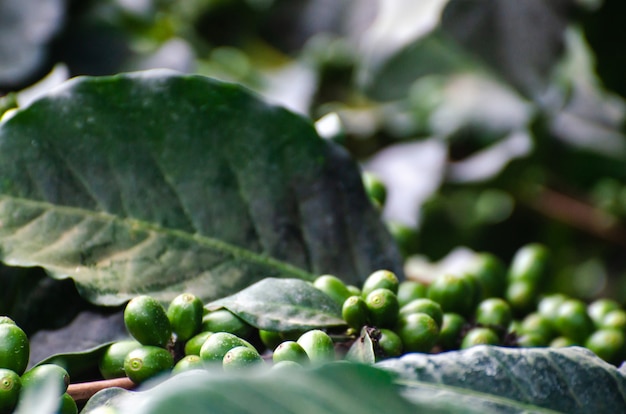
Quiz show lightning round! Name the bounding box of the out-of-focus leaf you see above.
[79,360,566,414]
[358,29,474,102]
[0,0,65,87]
[548,27,626,159]
[0,70,402,306]
[82,363,431,414]
[441,0,572,98]
[378,345,626,414]
[131,38,196,74]
[415,74,533,138]
[447,130,533,183]
[81,387,130,414]
[14,370,63,414]
[404,246,477,284]
[207,278,345,331]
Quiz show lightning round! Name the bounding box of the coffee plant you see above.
[1,1,626,413]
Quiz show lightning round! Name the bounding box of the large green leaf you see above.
[0,70,401,305]
[81,363,485,414]
[207,278,345,331]
[378,345,626,414]
[77,361,569,414]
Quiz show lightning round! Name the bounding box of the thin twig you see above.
[528,186,626,249]
[67,377,135,402]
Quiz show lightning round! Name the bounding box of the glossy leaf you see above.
[207,278,345,331]
[28,310,128,381]
[34,341,116,383]
[378,345,626,414]
[0,70,402,305]
[78,361,564,414]
[82,363,427,414]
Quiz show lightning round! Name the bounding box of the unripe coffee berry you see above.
[124,295,172,348]
[167,293,204,341]
[124,346,174,384]
[365,288,399,328]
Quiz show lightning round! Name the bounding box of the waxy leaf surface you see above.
[0,70,401,305]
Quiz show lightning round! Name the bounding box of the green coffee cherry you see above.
[537,294,568,324]
[362,270,399,297]
[0,323,29,375]
[184,331,213,356]
[199,332,256,363]
[600,309,626,331]
[395,312,439,353]
[399,299,443,328]
[124,346,174,384]
[386,221,419,258]
[365,288,399,328]
[377,329,403,358]
[508,320,523,336]
[59,392,78,414]
[167,293,204,342]
[99,340,143,379]
[549,336,578,348]
[342,296,370,330]
[172,355,206,375]
[505,280,537,314]
[428,274,475,316]
[475,298,512,329]
[397,281,428,307]
[508,243,550,285]
[124,295,172,348]
[0,369,21,414]
[313,275,352,306]
[272,341,309,365]
[0,317,15,326]
[296,330,335,364]
[438,313,466,350]
[585,329,625,364]
[516,333,547,347]
[467,253,507,300]
[201,310,254,339]
[21,364,70,396]
[519,313,556,342]
[587,299,620,328]
[259,330,283,350]
[461,327,499,349]
[554,299,594,343]
[346,285,362,297]
[362,171,387,207]
[223,346,263,371]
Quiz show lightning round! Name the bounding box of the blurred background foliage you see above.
[1,0,626,332]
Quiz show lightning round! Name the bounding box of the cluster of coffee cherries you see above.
[315,242,626,365]
[97,291,341,387]
[100,244,626,391]
[0,317,77,414]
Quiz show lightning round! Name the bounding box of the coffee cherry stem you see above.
[67,377,135,403]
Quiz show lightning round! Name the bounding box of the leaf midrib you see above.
[0,195,315,280]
